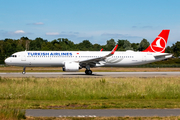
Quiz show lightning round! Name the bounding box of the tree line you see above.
[0,37,180,64]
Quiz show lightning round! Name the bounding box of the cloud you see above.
[142,26,153,29]
[14,30,25,34]
[45,31,93,43]
[27,22,44,25]
[61,31,79,34]
[46,32,60,35]
[132,26,137,28]
[101,33,141,39]
[34,22,44,25]
[0,30,32,37]
[46,33,77,38]
[131,25,153,29]
[46,31,79,36]
[73,32,79,34]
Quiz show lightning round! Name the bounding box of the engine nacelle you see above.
[62,62,79,72]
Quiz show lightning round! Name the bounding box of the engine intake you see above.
[62,62,79,72]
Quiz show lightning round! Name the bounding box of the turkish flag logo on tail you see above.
[142,30,170,53]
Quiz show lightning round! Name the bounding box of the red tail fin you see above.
[142,30,170,53]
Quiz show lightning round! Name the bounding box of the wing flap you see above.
[79,45,118,64]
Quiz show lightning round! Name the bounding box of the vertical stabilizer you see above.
[142,30,170,53]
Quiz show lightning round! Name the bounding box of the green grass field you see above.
[1,77,180,109]
[1,77,180,119]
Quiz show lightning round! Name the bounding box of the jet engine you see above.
[62,62,79,72]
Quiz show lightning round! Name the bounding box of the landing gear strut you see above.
[85,65,92,75]
[22,67,26,74]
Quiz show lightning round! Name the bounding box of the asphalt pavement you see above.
[26,109,180,117]
[1,72,180,77]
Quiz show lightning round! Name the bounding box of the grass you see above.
[1,77,180,119]
[0,109,26,120]
[1,77,180,109]
[1,77,180,100]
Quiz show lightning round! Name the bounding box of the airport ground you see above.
[1,76,180,119]
[1,66,180,72]
[1,66,180,119]
[26,116,180,120]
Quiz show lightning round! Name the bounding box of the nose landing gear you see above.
[22,67,26,74]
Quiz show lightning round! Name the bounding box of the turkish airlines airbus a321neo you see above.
[5,30,172,75]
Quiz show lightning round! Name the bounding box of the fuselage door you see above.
[142,54,146,62]
[75,52,79,61]
[21,52,26,61]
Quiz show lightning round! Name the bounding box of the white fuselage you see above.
[5,50,172,67]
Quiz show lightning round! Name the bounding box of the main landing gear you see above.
[22,67,26,74]
[85,65,92,75]
[85,69,92,75]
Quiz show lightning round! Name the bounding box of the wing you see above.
[79,45,118,67]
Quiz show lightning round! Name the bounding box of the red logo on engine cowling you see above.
[150,36,166,52]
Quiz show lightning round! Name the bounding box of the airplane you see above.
[5,30,172,75]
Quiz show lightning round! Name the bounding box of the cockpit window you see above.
[10,55,17,57]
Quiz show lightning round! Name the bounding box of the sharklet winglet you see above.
[111,45,118,54]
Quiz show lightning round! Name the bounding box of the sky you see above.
[0,0,180,46]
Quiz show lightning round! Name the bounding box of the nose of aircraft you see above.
[4,58,9,65]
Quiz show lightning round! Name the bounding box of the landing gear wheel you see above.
[85,70,92,75]
[22,71,26,74]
